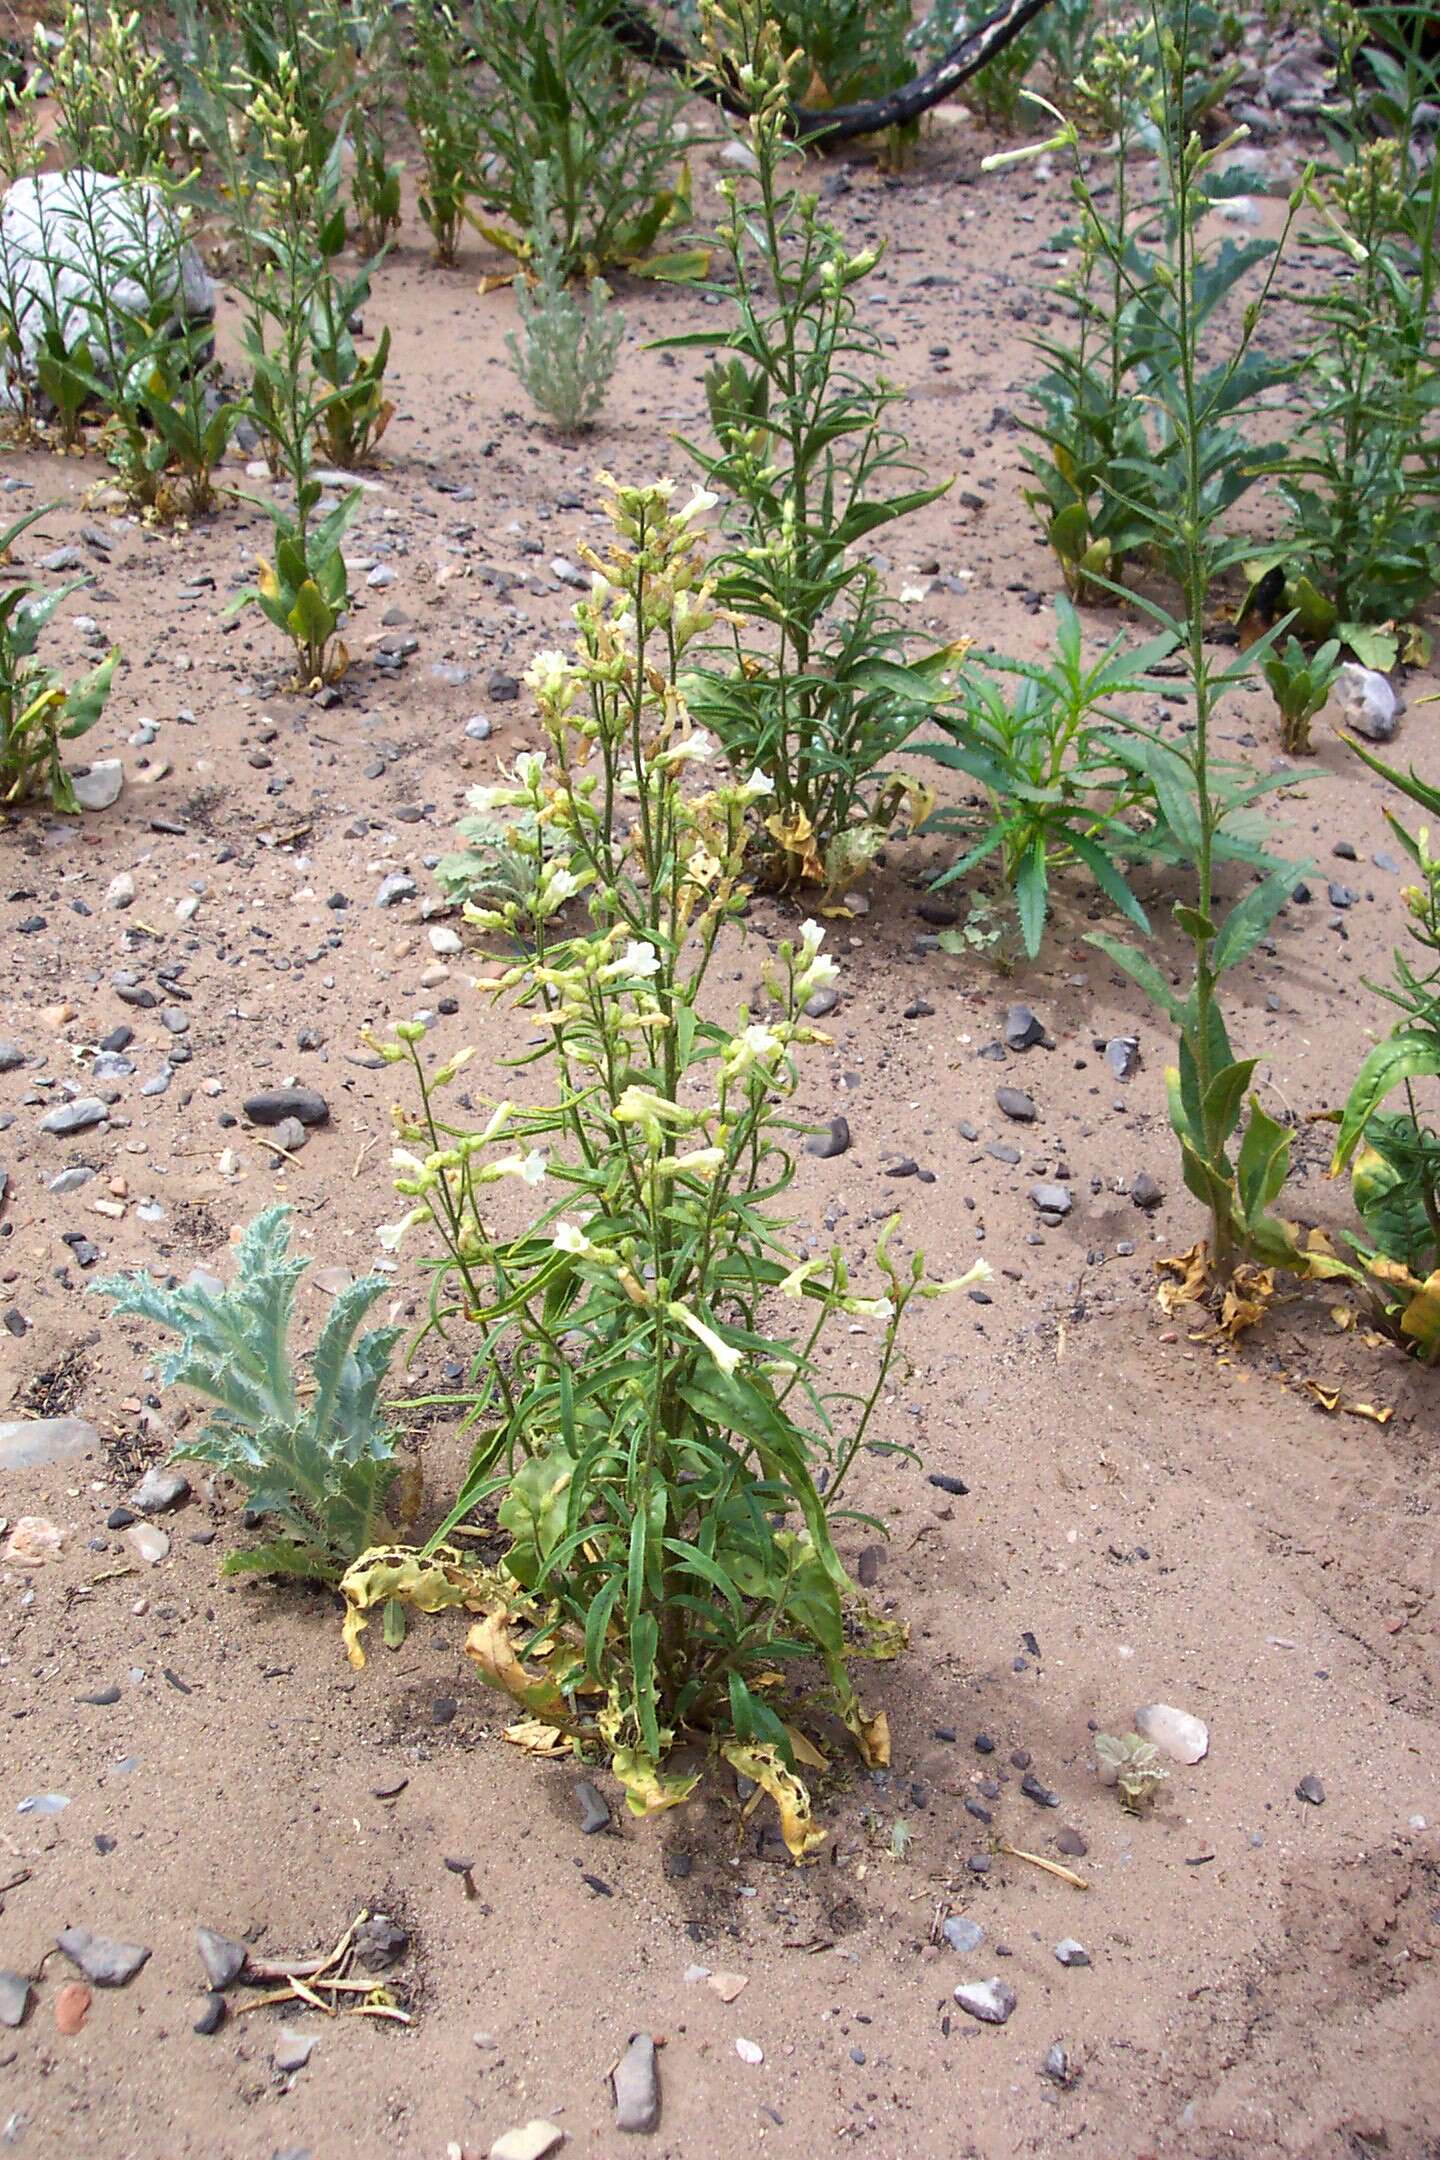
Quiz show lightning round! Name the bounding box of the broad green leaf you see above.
[1332,1032,1440,1171]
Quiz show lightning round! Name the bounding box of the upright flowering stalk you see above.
[343,477,986,1852]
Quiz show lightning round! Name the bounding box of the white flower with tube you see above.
[485,1148,547,1187]
[600,939,661,982]
[667,1301,741,1376]
[648,1145,725,1181]
[778,1255,825,1299]
[674,486,719,527]
[376,1204,430,1252]
[920,1259,994,1297]
[839,1295,895,1321]
[513,749,548,792]
[722,1021,787,1082]
[657,728,718,770]
[553,1219,608,1262]
[729,768,775,806]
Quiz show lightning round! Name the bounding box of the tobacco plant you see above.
[917,601,1180,958]
[97,1207,403,1581]
[1253,8,1440,664]
[668,0,955,894]
[1261,635,1341,757]
[1018,2,1330,1293]
[340,478,982,1848]
[465,0,693,277]
[769,0,912,110]
[1017,22,1285,600]
[226,60,361,684]
[47,1,178,178]
[0,504,118,812]
[406,0,481,266]
[1328,737,1440,1357]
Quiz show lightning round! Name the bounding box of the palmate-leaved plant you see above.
[96,1207,402,1581]
[340,476,984,1854]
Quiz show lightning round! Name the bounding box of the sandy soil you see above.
[0,70,1437,2160]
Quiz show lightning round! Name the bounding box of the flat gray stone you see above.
[0,1416,101,1472]
[1004,1003,1045,1050]
[943,1916,984,1954]
[0,1041,26,1073]
[1054,1938,1090,1967]
[243,1087,329,1128]
[72,760,124,811]
[1029,1182,1072,1218]
[0,1970,31,2027]
[274,2026,314,2073]
[613,2031,660,2133]
[40,1097,108,1135]
[196,1926,248,1991]
[996,1087,1036,1122]
[56,1927,151,1986]
[128,1466,190,1515]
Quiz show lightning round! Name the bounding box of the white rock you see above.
[0,172,212,410]
[72,759,123,811]
[1135,1702,1209,1765]
[428,926,462,955]
[122,1521,170,1566]
[105,872,136,911]
[1213,194,1261,225]
[720,140,759,171]
[1335,662,1400,743]
[954,1978,1017,2025]
[0,1416,100,1472]
[490,2124,565,2160]
[735,2036,764,2064]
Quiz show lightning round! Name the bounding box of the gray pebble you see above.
[942,1916,984,1954]
[804,985,840,1020]
[129,1466,190,1516]
[1295,1773,1325,1805]
[613,2031,661,2132]
[1054,1939,1090,1967]
[575,1780,611,1834]
[1004,1003,1045,1050]
[0,1972,31,2028]
[1029,1182,1072,1217]
[375,872,418,908]
[807,1116,850,1159]
[56,1927,152,1987]
[196,1926,248,1991]
[243,1087,329,1128]
[954,1977,1016,2025]
[996,1087,1036,1123]
[40,1097,108,1135]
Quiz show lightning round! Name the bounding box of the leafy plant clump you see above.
[0,504,118,811]
[1328,736,1440,1357]
[96,1206,403,1581]
[340,476,983,1851]
[466,0,693,278]
[671,0,956,896]
[1096,1730,1169,1812]
[505,161,624,434]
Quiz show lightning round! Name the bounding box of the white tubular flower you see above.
[536,863,583,917]
[553,1219,600,1259]
[513,749,548,788]
[377,1205,430,1252]
[523,652,575,704]
[667,1301,741,1376]
[601,938,661,982]
[674,485,719,527]
[649,1145,725,1181]
[732,768,775,804]
[922,1259,994,1297]
[464,783,519,815]
[840,1295,896,1321]
[778,1256,824,1299]
[477,1101,515,1146]
[723,1021,786,1081]
[613,1085,695,1132]
[490,1148,547,1186]
[391,1147,430,1179]
[659,728,717,769]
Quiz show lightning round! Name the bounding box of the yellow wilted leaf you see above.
[339,1543,494,1668]
[1302,1379,1394,1423]
[504,1717,571,1757]
[610,1749,701,1817]
[464,1608,573,1723]
[1218,1263,1277,1340]
[256,556,279,602]
[783,1724,830,1771]
[857,1708,890,1768]
[764,809,824,885]
[1398,1269,1440,1360]
[1156,1241,1210,1314]
[722,1741,827,1862]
